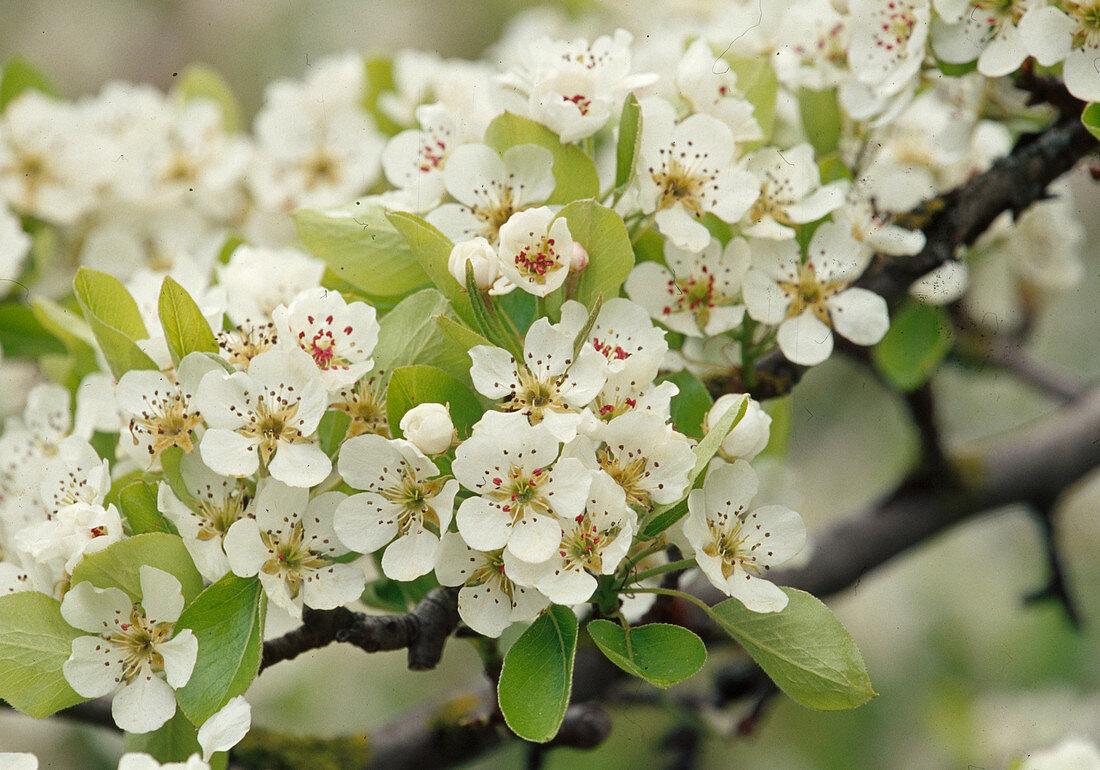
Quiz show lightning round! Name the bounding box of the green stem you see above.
[619,586,713,616]
[616,541,668,582]
[628,558,696,585]
[535,294,548,321]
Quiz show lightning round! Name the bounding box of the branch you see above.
[260,587,461,673]
[1023,506,1083,628]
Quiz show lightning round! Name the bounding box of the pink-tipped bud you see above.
[569,242,589,273]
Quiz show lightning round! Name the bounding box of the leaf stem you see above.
[620,586,714,617]
[627,558,696,585]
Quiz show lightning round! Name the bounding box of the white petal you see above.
[198,695,252,761]
[469,345,519,400]
[742,505,806,566]
[158,629,198,689]
[977,27,1028,78]
[458,580,512,638]
[112,667,177,733]
[828,288,890,346]
[1017,7,1075,67]
[455,496,512,551]
[655,206,710,252]
[381,530,439,581]
[333,493,398,554]
[1063,48,1100,103]
[301,562,366,610]
[223,519,268,577]
[784,182,846,224]
[741,269,790,325]
[506,513,562,564]
[776,311,833,366]
[538,568,597,606]
[268,441,332,488]
[138,566,184,624]
[64,636,124,698]
[726,564,789,613]
[199,429,259,478]
[61,581,132,633]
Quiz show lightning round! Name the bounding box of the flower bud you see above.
[399,403,455,455]
[569,242,589,273]
[448,237,500,291]
[705,394,771,461]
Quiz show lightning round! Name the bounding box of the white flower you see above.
[194,348,331,488]
[61,566,198,733]
[635,98,758,252]
[741,223,889,366]
[158,452,251,583]
[37,436,110,518]
[931,0,1050,77]
[434,531,548,637]
[676,39,762,142]
[272,287,380,390]
[196,695,252,762]
[16,501,123,576]
[773,2,850,91]
[0,204,30,298]
[216,245,325,326]
[706,395,771,462]
[426,143,555,243]
[469,316,607,442]
[508,470,636,606]
[330,375,390,439]
[116,352,221,469]
[832,184,926,257]
[117,754,209,770]
[452,412,590,563]
[909,259,969,305]
[381,103,463,213]
[0,383,76,499]
[1022,3,1100,102]
[683,460,805,612]
[334,434,458,581]
[743,144,846,240]
[1022,737,1100,770]
[448,237,501,291]
[495,207,575,297]
[847,0,931,93]
[222,480,365,619]
[216,320,279,370]
[624,236,749,338]
[399,403,455,456]
[0,754,37,770]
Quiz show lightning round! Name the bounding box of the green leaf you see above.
[935,58,978,77]
[665,370,713,440]
[0,592,83,718]
[760,396,792,459]
[484,112,600,204]
[558,200,634,307]
[159,276,218,366]
[0,301,67,358]
[362,55,402,135]
[386,365,483,439]
[69,532,204,606]
[124,708,202,763]
[586,620,706,689]
[119,480,176,535]
[73,267,158,379]
[31,297,100,391]
[175,574,266,725]
[387,212,476,327]
[710,587,875,710]
[1,56,59,111]
[159,447,194,506]
[318,409,352,457]
[435,316,493,358]
[373,288,472,383]
[173,64,242,133]
[498,605,578,743]
[294,206,429,299]
[464,262,522,358]
[614,93,642,192]
[798,88,842,157]
[1083,102,1100,142]
[727,57,778,147]
[872,301,953,391]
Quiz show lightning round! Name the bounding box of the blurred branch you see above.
[1023,506,1083,628]
[260,587,460,673]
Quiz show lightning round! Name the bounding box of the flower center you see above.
[107,606,175,682]
[381,476,445,534]
[489,464,552,523]
[596,447,652,510]
[514,235,562,280]
[778,262,845,325]
[260,520,330,600]
[332,377,390,438]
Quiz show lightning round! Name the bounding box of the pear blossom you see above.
[380,103,464,213]
[635,98,758,252]
[222,480,365,619]
[37,436,111,518]
[334,434,458,581]
[774,1,850,91]
[330,374,390,439]
[495,207,575,297]
[216,245,325,326]
[448,237,501,291]
[468,316,607,442]
[832,184,926,257]
[451,412,591,563]
[194,348,331,488]
[61,566,198,733]
[217,320,279,370]
[16,501,124,576]
[741,223,889,366]
[624,236,750,338]
[676,39,763,142]
[931,0,1052,77]
[272,287,380,390]
[1018,2,1100,102]
[508,471,636,606]
[196,695,252,761]
[498,29,658,143]
[847,0,931,95]
[743,144,847,240]
[706,395,772,462]
[0,754,37,770]
[909,259,969,305]
[434,531,549,637]
[116,352,222,468]
[0,384,80,502]
[0,204,31,297]
[683,459,806,612]
[399,403,455,455]
[426,143,555,243]
[117,754,208,770]
[158,452,252,582]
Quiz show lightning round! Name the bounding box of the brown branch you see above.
[260,586,461,673]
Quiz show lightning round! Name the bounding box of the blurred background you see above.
[1,1,1098,767]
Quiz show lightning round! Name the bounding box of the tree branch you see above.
[260,587,461,673]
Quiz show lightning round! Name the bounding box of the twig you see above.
[1023,507,1082,628]
[260,587,461,673]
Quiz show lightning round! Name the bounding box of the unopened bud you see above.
[569,242,589,273]
[448,237,500,291]
[400,403,455,455]
[706,394,771,461]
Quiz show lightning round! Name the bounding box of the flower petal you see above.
[112,666,177,733]
[777,311,833,366]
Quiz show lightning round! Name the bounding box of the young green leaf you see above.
[587,620,706,689]
[0,56,59,111]
[497,605,579,743]
[387,212,477,328]
[73,267,158,379]
[119,479,176,535]
[0,592,83,718]
[362,55,402,135]
[557,200,634,307]
[318,409,352,457]
[175,574,266,725]
[798,87,842,157]
[386,365,484,438]
[159,446,195,507]
[435,316,493,358]
[484,112,600,204]
[614,93,642,192]
[727,56,778,148]
[665,370,714,440]
[872,301,953,392]
[710,587,875,710]
[294,206,429,299]
[1084,102,1100,142]
[373,288,472,383]
[69,532,204,606]
[159,276,218,366]
[173,64,242,133]
[0,301,67,358]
